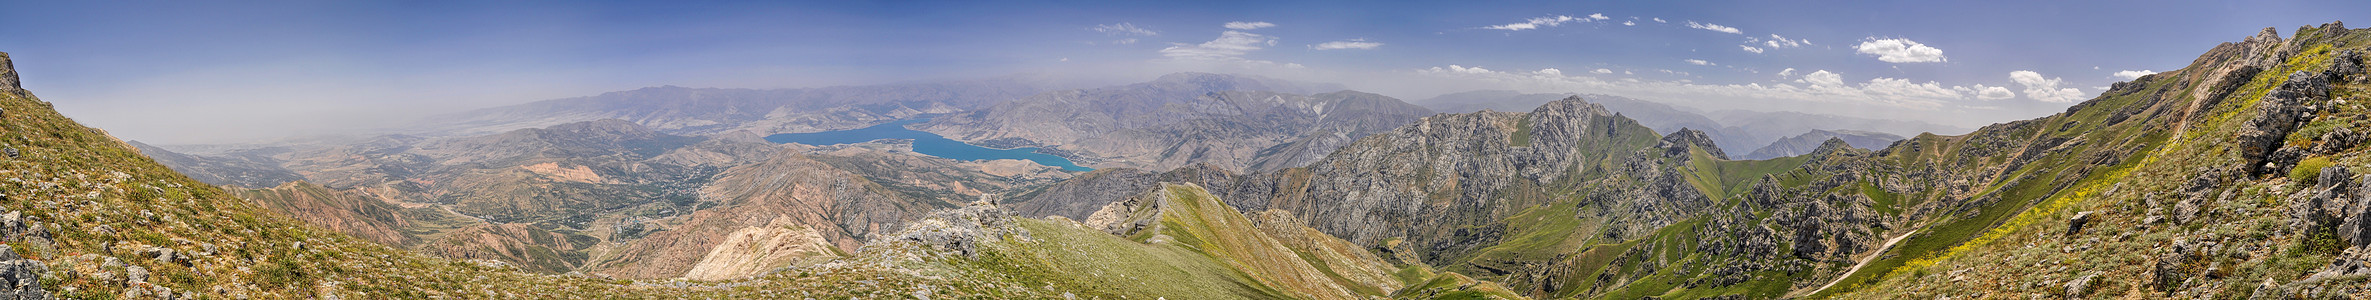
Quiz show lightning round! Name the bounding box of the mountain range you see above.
[7,21,2371,299]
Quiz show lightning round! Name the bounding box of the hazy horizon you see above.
[4,0,2365,144]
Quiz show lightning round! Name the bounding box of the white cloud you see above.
[2112,70,2158,80]
[1686,21,1743,34]
[1484,15,1602,31]
[1160,31,1276,61]
[1685,59,1714,66]
[1863,78,1964,99]
[1739,45,1765,53]
[1955,84,2015,100]
[1425,65,1497,74]
[1592,68,1614,74]
[1093,23,1158,36]
[1310,39,1383,50]
[1113,38,1138,45]
[1652,17,1667,23]
[1622,21,1636,26]
[2010,70,2086,103]
[1413,66,2014,110]
[1855,38,1948,63]
[1535,68,1563,76]
[1803,70,1844,87]
[1763,34,1806,49]
[1776,68,1797,77]
[1223,21,1276,30]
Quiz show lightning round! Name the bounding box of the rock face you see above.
[2236,71,2334,175]
[916,73,1433,172]
[1741,129,1904,160]
[0,52,19,94]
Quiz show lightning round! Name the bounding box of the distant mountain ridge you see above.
[915,72,1434,172]
[1739,129,1904,160]
[415,77,1050,138]
[1415,90,1966,159]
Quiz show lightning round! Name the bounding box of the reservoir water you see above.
[764,119,1093,172]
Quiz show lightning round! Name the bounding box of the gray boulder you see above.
[0,245,50,300]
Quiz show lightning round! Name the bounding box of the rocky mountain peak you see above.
[1812,137,1856,154]
[1657,127,1727,160]
[1528,95,1614,117]
[0,51,18,93]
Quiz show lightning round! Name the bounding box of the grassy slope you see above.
[1846,28,2371,298]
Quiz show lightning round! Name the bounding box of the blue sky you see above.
[2,0,2365,144]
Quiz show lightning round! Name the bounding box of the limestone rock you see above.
[882,202,1029,258]
[0,245,48,300]
[2313,246,2371,278]
[2237,71,2333,176]
[1084,187,1167,237]
[2066,211,2095,236]
[0,52,19,94]
[2065,273,2096,298]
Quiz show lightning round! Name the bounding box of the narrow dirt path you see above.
[1798,229,1919,297]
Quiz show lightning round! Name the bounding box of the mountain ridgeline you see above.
[916,72,1437,172]
[16,21,2371,299]
[1018,23,2371,299]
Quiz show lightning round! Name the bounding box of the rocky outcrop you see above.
[2236,71,2333,175]
[884,201,1030,258]
[2288,166,2371,249]
[0,52,20,95]
[0,245,49,300]
[1083,187,1166,238]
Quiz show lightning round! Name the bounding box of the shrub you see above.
[2291,156,2335,185]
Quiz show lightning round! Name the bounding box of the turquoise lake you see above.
[764,119,1092,172]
